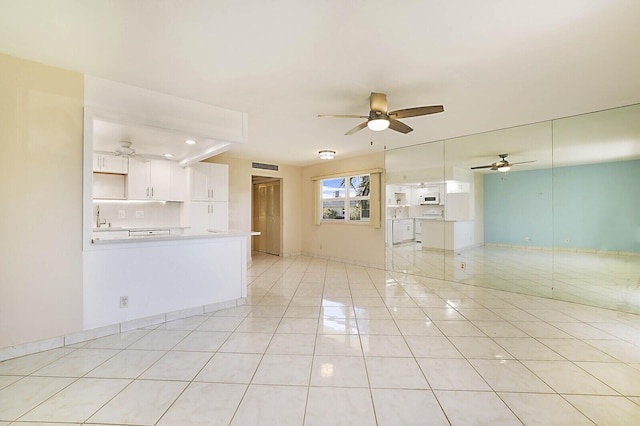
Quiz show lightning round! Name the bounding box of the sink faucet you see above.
[96,205,107,228]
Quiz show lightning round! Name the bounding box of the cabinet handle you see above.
[146,187,149,197]
[151,187,154,197]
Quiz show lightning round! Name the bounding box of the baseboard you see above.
[0,297,246,362]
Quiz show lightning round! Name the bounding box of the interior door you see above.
[252,177,281,255]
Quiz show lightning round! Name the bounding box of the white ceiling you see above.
[1,0,640,166]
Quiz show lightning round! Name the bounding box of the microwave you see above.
[420,193,439,205]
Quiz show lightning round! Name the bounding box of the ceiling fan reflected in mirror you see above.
[470,154,536,172]
[319,92,444,135]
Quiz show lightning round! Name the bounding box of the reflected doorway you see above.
[252,176,282,256]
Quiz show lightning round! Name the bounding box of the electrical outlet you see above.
[460,262,466,270]
[565,238,570,244]
[135,211,144,219]
[120,296,129,308]
[118,210,126,219]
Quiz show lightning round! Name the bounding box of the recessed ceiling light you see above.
[185,139,196,145]
[163,153,173,158]
[319,150,336,160]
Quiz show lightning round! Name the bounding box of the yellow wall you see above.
[0,54,84,347]
[301,152,386,267]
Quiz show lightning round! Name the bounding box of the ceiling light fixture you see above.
[163,153,173,158]
[498,165,511,172]
[185,139,196,145]
[367,118,390,131]
[319,150,336,160]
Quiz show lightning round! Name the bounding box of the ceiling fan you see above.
[114,141,149,161]
[318,92,444,135]
[470,154,536,172]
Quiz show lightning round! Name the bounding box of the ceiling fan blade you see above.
[370,92,388,113]
[470,164,493,170]
[345,121,368,135]
[511,160,537,165]
[318,114,368,119]
[389,105,444,119]
[388,119,413,134]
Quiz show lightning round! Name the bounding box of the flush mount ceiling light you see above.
[185,139,196,145]
[367,118,390,131]
[319,150,336,160]
[163,153,173,158]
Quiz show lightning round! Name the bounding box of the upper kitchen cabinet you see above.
[93,152,128,174]
[190,162,229,201]
[127,158,171,200]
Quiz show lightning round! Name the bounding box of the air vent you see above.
[252,162,279,171]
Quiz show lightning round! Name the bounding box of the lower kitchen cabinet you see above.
[190,201,229,233]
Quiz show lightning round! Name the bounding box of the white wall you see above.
[0,53,84,348]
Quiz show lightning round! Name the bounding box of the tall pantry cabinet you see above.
[188,162,229,232]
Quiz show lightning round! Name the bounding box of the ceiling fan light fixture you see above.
[185,139,196,145]
[319,150,335,160]
[498,165,511,172]
[367,118,390,131]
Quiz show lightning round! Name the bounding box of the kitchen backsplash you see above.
[94,202,182,228]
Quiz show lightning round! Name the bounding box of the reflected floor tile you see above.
[372,388,449,426]
[283,306,320,318]
[499,392,592,425]
[266,333,316,355]
[365,357,428,389]
[196,352,262,383]
[0,376,20,391]
[423,307,467,320]
[582,339,640,363]
[218,332,273,354]
[140,351,212,381]
[0,376,74,421]
[305,386,376,426]
[389,307,429,320]
[18,377,130,423]
[310,355,369,388]
[34,349,119,377]
[289,296,323,307]
[512,321,572,339]
[435,390,521,426]
[361,335,412,357]
[231,384,307,425]
[160,315,209,330]
[523,360,617,395]
[417,358,490,391]
[564,395,640,425]
[211,305,253,317]
[127,329,190,351]
[354,306,393,320]
[244,305,287,317]
[157,382,246,426]
[86,349,165,379]
[235,316,281,333]
[471,320,529,338]
[88,379,187,425]
[252,354,312,386]
[469,359,553,393]
[549,322,617,339]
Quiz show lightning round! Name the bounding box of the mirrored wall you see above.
[385,104,640,313]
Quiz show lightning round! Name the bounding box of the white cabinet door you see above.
[190,163,210,201]
[93,153,128,174]
[149,160,170,200]
[127,159,171,200]
[189,162,229,201]
[189,201,229,232]
[127,158,149,199]
[169,162,187,201]
[190,201,210,233]
[210,202,229,232]
[210,163,229,201]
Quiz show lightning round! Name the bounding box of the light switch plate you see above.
[135,211,144,219]
[118,210,126,219]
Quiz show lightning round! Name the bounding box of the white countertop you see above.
[92,229,260,244]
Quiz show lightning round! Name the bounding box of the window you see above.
[321,174,370,222]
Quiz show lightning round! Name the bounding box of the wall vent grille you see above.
[252,162,279,171]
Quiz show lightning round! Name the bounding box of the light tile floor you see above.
[2,253,640,425]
